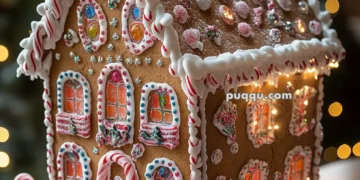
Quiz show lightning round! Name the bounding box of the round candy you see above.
[230,142,239,154]
[111,71,122,83]
[84,4,95,19]
[131,5,140,20]
[87,22,99,40]
[129,23,145,42]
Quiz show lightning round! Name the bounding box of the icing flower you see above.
[182,28,204,51]
[309,20,322,36]
[237,22,252,38]
[196,0,211,11]
[267,0,276,10]
[276,0,292,11]
[253,7,264,27]
[219,5,235,25]
[233,1,250,19]
[269,28,281,43]
[251,0,264,5]
[204,25,222,46]
[173,5,189,24]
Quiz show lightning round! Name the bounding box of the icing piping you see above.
[238,159,269,179]
[144,158,183,180]
[76,0,107,52]
[56,142,92,180]
[14,173,34,180]
[97,150,139,180]
[283,146,312,180]
[138,82,181,149]
[199,92,208,180]
[96,63,135,148]
[56,70,91,138]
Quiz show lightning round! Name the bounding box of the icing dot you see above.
[146,174,152,178]
[230,142,239,154]
[129,23,145,42]
[175,118,179,122]
[111,71,122,83]
[155,160,159,163]
[149,165,155,170]
[84,4,96,19]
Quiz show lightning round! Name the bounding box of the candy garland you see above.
[76,0,107,52]
[14,173,34,180]
[283,146,312,180]
[56,70,91,138]
[56,142,92,180]
[96,63,135,148]
[97,150,139,180]
[238,159,269,180]
[138,83,181,149]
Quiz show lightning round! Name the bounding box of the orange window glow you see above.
[106,71,127,121]
[149,90,172,125]
[63,80,84,114]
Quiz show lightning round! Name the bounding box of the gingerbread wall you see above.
[50,1,191,179]
[205,74,319,179]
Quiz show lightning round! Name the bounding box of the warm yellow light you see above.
[268,126,272,130]
[278,72,282,75]
[328,102,342,117]
[304,100,308,106]
[296,19,306,33]
[271,109,277,115]
[285,74,290,78]
[324,146,337,162]
[274,125,279,130]
[0,45,9,62]
[0,151,10,168]
[352,142,360,156]
[306,177,310,180]
[307,68,315,73]
[337,144,351,159]
[287,81,292,86]
[0,127,9,143]
[253,121,258,125]
[295,90,300,95]
[325,0,340,14]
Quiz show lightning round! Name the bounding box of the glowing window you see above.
[106,71,127,121]
[149,90,173,125]
[64,152,82,179]
[63,80,84,115]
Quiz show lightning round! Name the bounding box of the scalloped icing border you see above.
[144,158,183,180]
[76,0,107,52]
[56,142,92,180]
[138,82,180,149]
[283,145,312,180]
[238,159,269,179]
[95,63,135,148]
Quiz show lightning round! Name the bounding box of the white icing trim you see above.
[122,0,155,55]
[283,146,312,180]
[56,70,91,138]
[289,86,317,136]
[199,92,208,180]
[97,150,139,180]
[76,0,107,52]
[138,82,180,149]
[56,142,92,180]
[238,159,269,180]
[95,63,135,148]
[14,173,34,180]
[313,76,324,180]
[246,99,276,148]
[144,158,183,180]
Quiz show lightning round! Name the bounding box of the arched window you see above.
[284,146,312,180]
[238,159,268,180]
[246,99,277,148]
[145,158,182,180]
[96,63,135,148]
[290,86,317,136]
[56,71,91,138]
[138,83,180,149]
[56,142,92,180]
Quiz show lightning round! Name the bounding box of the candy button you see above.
[129,23,144,42]
[84,4,95,19]
[87,23,99,39]
[131,5,140,20]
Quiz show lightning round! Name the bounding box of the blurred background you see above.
[0,0,359,179]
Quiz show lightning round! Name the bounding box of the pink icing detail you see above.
[237,22,252,37]
[111,71,122,83]
[253,7,263,27]
[182,28,201,49]
[173,5,189,24]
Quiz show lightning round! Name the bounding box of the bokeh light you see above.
[325,0,340,14]
[352,142,360,156]
[324,146,337,162]
[0,151,10,168]
[0,45,9,62]
[0,127,9,143]
[337,144,351,159]
[328,102,342,117]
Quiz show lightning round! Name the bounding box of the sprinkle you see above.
[55,53,61,61]
[85,44,92,53]
[106,55,113,63]
[69,51,75,57]
[108,0,120,10]
[112,33,120,41]
[88,68,94,75]
[230,142,239,154]
[126,57,133,65]
[92,146,99,154]
[108,43,114,51]
[116,55,122,62]
[157,59,163,67]
[109,18,118,27]
[134,58,141,65]
[98,56,104,63]
[90,55,96,63]
[135,77,141,84]
[145,57,152,64]
[74,55,81,63]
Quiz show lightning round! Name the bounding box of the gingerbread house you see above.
[14,0,345,179]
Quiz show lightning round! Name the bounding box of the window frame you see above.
[238,159,269,180]
[284,146,312,180]
[144,158,182,180]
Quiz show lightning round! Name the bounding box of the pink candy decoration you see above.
[182,28,203,50]
[173,5,189,24]
[237,22,252,37]
[111,71,122,83]
[253,7,263,27]
[309,20,322,36]
[267,0,276,10]
[233,1,249,19]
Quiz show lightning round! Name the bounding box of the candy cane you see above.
[14,173,34,180]
[97,150,139,180]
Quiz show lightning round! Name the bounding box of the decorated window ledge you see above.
[213,101,237,145]
[138,83,180,149]
[97,150,139,180]
[246,99,278,148]
[238,159,269,180]
[144,158,183,180]
[121,0,156,55]
[56,71,91,138]
[96,63,135,148]
[77,0,107,52]
[56,142,92,180]
[289,85,317,136]
[284,146,312,180]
